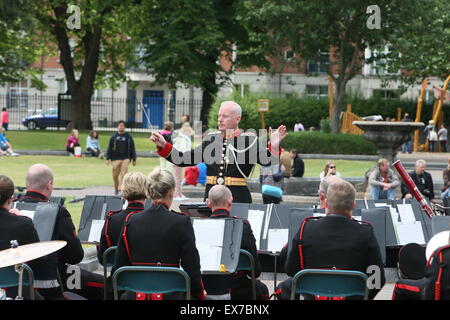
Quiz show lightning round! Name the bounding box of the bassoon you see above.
[393,160,434,218]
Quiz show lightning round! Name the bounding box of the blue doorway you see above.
[142,90,164,129]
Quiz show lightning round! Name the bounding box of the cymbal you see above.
[426,231,450,261]
[0,241,67,268]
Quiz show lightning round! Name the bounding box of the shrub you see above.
[281,131,377,155]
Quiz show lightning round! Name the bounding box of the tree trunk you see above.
[71,89,93,130]
[200,53,219,127]
[331,79,347,134]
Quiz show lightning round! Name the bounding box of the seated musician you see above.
[279,180,385,300]
[0,175,44,299]
[17,164,102,300]
[97,172,148,263]
[112,167,205,300]
[205,185,269,300]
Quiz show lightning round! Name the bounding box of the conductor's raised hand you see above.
[269,125,288,150]
[150,132,167,149]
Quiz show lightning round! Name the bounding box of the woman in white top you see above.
[172,123,193,200]
[319,161,341,180]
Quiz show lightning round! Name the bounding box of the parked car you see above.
[22,108,70,130]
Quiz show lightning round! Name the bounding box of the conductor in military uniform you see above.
[150,101,287,203]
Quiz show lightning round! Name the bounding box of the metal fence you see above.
[0,94,203,131]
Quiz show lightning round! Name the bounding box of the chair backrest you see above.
[0,264,35,300]
[112,266,191,300]
[103,246,117,268]
[237,249,254,272]
[291,269,369,300]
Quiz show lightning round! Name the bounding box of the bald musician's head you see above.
[218,101,242,134]
[26,164,54,199]
[206,185,233,212]
[325,180,356,218]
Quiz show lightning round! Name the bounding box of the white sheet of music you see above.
[397,204,416,223]
[20,210,35,221]
[122,201,128,210]
[313,212,326,217]
[193,219,225,247]
[267,229,288,253]
[193,219,225,271]
[196,245,222,271]
[247,210,265,250]
[374,203,390,208]
[397,222,425,245]
[263,204,273,240]
[88,220,104,243]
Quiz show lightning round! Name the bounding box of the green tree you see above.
[241,0,409,134]
[370,0,450,86]
[136,0,269,125]
[32,0,142,129]
[0,0,47,87]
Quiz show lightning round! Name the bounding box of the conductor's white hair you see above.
[220,101,242,117]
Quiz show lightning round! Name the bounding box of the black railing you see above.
[0,94,203,131]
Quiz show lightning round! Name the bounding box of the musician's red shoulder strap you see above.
[298,216,320,270]
[121,210,143,261]
[104,210,121,248]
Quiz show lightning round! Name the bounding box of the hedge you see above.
[208,91,437,131]
[281,131,378,155]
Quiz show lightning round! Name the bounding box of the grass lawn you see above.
[4,130,156,152]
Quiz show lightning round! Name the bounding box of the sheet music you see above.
[193,219,225,247]
[20,210,35,220]
[374,202,390,208]
[267,229,289,253]
[122,200,128,210]
[247,210,265,250]
[397,204,416,224]
[192,219,225,271]
[196,245,222,271]
[88,220,104,242]
[396,222,425,245]
[352,216,362,221]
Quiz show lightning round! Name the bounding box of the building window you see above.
[234,84,250,97]
[373,89,402,100]
[7,80,28,109]
[93,89,103,101]
[306,52,330,75]
[284,50,295,62]
[419,89,435,104]
[58,79,68,94]
[305,85,329,98]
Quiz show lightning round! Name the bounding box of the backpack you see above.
[423,245,450,300]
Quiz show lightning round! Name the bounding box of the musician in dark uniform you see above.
[112,167,205,300]
[151,101,287,203]
[278,180,385,300]
[0,175,45,299]
[16,164,102,300]
[97,172,147,263]
[205,185,268,299]
[401,159,435,201]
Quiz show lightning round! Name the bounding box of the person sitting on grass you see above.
[66,129,81,156]
[0,127,19,156]
[86,130,103,158]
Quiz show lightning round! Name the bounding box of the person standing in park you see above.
[105,121,137,196]
[425,120,438,152]
[1,108,9,131]
[438,123,448,152]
